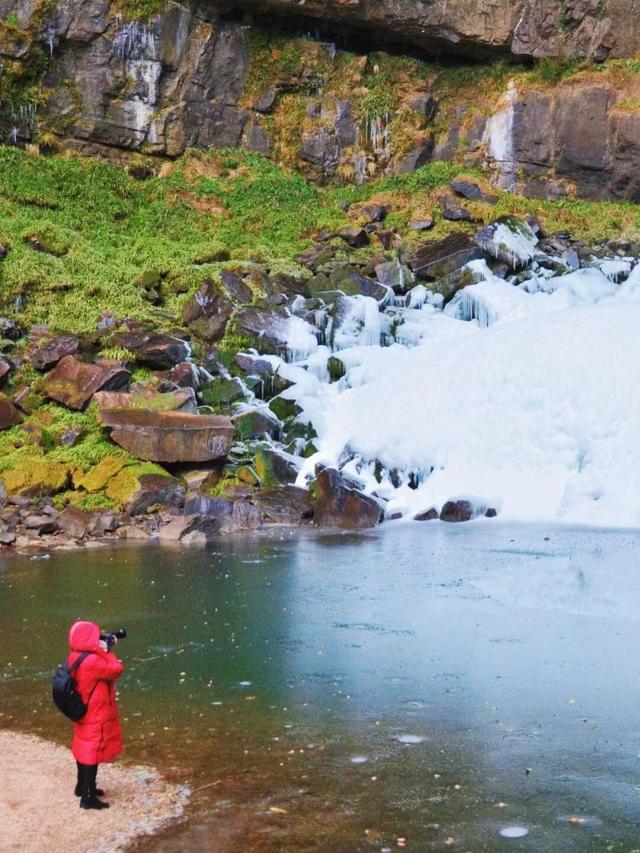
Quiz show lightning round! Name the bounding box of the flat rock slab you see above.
[0,730,188,853]
[94,388,198,414]
[99,409,234,463]
[44,356,130,411]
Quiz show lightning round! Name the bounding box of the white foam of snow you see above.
[477,220,538,267]
[292,296,640,527]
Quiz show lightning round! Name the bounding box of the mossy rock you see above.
[233,408,281,441]
[268,396,301,421]
[254,447,298,487]
[237,465,260,486]
[22,222,71,257]
[105,462,172,509]
[134,269,162,289]
[77,454,127,492]
[327,356,346,382]
[200,377,247,408]
[2,458,71,497]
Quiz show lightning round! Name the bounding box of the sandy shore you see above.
[0,731,189,853]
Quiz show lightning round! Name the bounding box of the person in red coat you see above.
[67,620,124,809]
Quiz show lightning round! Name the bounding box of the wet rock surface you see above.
[3,0,640,200]
[312,468,383,530]
[98,409,235,463]
[44,355,130,411]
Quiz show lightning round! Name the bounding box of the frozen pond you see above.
[1,522,640,850]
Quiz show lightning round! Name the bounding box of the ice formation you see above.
[243,248,640,528]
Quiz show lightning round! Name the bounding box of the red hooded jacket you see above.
[67,620,124,765]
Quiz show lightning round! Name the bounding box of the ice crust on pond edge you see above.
[249,258,640,528]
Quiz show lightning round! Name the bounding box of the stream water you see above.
[1,524,640,851]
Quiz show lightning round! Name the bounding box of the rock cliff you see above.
[235,0,640,62]
[2,0,640,201]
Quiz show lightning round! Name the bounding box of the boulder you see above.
[200,377,247,408]
[77,455,127,492]
[409,218,434,231]
[2,459,70,497]
[156,363,205,390]
[183,495,262,532]
[158,514,220,546]
[438,193,474,222]
[0,527,16,545]
[234,307,301,355]
[440,499,485,522]
[311,468,383,529]
[98,409,234,463]
[183,278,233,342]
[409,233,484,281]
[253,88,278,114]
[220,269,253,304]
[109,331,190,369]
[23,514,58,534]
[414,507,439,521]
[475,217,539,268]
[30,334,79,370]
[337,226,370,248]
[0,393,22,429]
[450,178,498,203]
[375,260,414,291]
[94,388,198,415]
[121,473,185,516]
[0,358,11,386]
[58,424,84,447]
[330,269,389,302]
[252,485,313,524]
[44,356,130,411]
[233,408,281,441]
[254,447,299,487]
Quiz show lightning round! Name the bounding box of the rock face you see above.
[44,356,130,411]
[3,0,640,200]
[312,468,383,529]
[236,0,640,61]
[98,409,234,462]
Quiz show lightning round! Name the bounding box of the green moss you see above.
[200,376,246,408]
[76,454,127,492]
[1,457,71,496]
[110,0,167,21]
[531,58,581,85]
[105,461,170,508]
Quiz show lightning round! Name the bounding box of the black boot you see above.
[75,761,105,798]
[78,764,110,809]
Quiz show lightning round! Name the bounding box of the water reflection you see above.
[1,524,640,850]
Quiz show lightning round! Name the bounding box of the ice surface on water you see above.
[395,734,425,744]
[499,826,529,838]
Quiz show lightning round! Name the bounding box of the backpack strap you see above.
[68,651,92,674]
[69,651,100,709]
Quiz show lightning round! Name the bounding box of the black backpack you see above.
[52,652,96,721]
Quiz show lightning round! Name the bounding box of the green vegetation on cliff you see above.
[2,145,640,336]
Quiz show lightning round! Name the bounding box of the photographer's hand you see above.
[99,640,109,652]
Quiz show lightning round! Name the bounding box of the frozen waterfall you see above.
[241,246,640,528]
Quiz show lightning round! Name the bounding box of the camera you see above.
[100,628,127,650]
